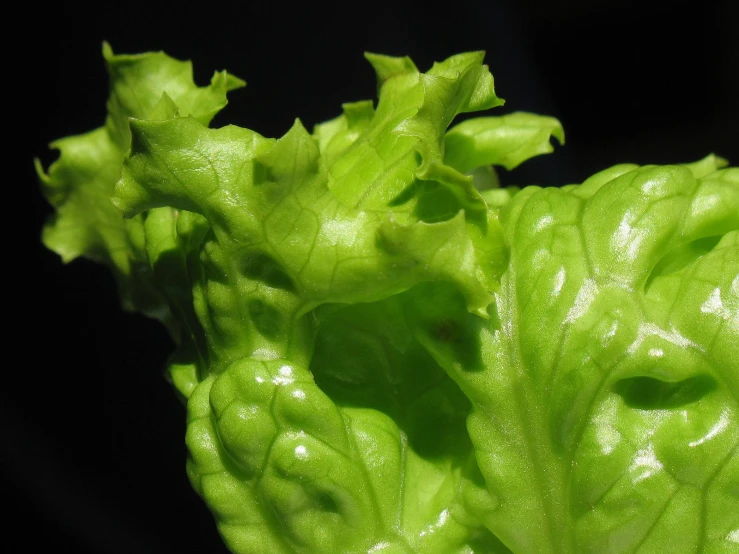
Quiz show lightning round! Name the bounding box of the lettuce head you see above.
[37,44,738,553]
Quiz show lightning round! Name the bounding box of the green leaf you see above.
[186,350,505,553]
[37,43,242,328]
[364,52,419,83]
[113,59,509,368]
[102,41,244,150]
[399,161,739,553]
[444,112,565,173]
[36,127,168,321]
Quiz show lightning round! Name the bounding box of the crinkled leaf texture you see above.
[38,45,738,554]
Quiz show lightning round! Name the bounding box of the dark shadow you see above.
[613,375,717,410]
[645,236,722,291]
[240,252,296,292]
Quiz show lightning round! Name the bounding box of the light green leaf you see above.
[37,44,242,328]
[399,161,739,553]
[444,112,564,173]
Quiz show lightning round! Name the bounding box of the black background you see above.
[9,1,738,552]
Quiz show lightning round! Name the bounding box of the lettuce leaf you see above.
[37,44,738,553]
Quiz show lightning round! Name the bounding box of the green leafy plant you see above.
[37,44,738,553]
